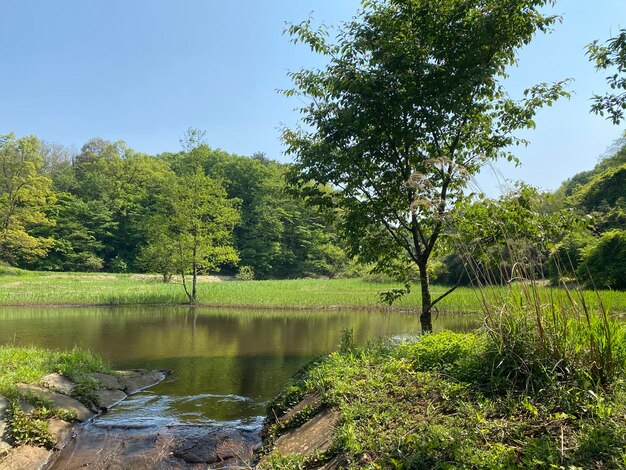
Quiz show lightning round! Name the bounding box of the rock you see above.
[0,397,11,454]
[48,424,261,469]
[16,385,94,422]
[270,408,340,457]
[48,419,73,449]
[0,444,51,470]
[90,372,124,390]
[119,371,166,395]
[173,428,261,465]
[277,391,322,424]
[96,389,127,411]
[41,373,75,395]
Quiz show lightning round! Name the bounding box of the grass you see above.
[0,267,625,313]
[0,346,111,448]
[262,275,626,469]
[264,331,626,469]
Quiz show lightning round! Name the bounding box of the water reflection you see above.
[0,306,480,425]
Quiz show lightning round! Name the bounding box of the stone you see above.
[16,385,94,422]
[173,428,261,465]
[120,371,166,395]
[96,389,127,411]
[272,408,340,457]
[41,373,75,395]
[48,419,73,449]
[48,424,261,469]
[89,373,123,390]
[277,391,322,424]
[0,444,51,470]
[0,397,11,454]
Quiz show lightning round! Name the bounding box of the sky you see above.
[1,0,625,196]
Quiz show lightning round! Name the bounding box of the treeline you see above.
[0,133,348,279]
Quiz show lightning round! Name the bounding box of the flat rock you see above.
[48,424,261,469]
[16,385,94,422]
[120,371,166,395]
[41,373,75,395]
[272,408,340,457]
[278,391,323,424]
[90,372,123,390]
[0,397,11,454]
[173,428,261,465]
[0,444,51,470]
[48,419,73,449]
[96,389,127,411]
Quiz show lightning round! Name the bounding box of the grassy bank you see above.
[263,332,626,469]
[262,282,626,469]
[0,268,625,313]
[0,347,110,447]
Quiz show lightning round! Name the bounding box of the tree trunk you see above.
[191,245,197,304]
[418,261,433,333]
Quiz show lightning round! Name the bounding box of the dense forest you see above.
[1,131,624,289]
[0,132,348,280]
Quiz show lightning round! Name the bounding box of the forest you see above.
[1,130,624,291]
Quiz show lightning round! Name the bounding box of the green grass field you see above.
[0,268,625,313]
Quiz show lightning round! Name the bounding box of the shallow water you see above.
[0,306,480,427]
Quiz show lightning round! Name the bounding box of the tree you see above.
[588,29,626,124]
[0,133,56,265]
[142,169,240,303]
[283,0,569,332]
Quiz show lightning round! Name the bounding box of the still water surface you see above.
[0,306,480,428]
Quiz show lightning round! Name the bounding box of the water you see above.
[0,306,480,427]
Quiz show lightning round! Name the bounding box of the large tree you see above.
[283,0,569,332]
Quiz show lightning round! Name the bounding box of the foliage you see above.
[265,303,626,468]
[141,169,240,303]
[0,133,56,265]
[588,29,626,124]
[235,265,255,281]
[579,230,626,290]
[283,0,569,331]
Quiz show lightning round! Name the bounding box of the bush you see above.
[547,231,595,283]
[235,265,255,281]
[578,230,626,290]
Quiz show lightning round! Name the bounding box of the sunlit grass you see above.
[0,268,624,313]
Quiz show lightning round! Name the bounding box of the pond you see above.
[0,306,480,428]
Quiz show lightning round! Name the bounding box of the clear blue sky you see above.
[1,0,624,195]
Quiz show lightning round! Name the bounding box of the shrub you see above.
[578,230,626,290]
[235,265,255,281]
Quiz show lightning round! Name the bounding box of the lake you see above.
[0,306,480,428]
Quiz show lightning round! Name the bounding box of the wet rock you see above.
[119,370,167,395]
[41,373,75,395]
[48,424,261,469]
[0,444,51,470]
[90,372,123,390]
[16,385,94,422]
[48,418,73,449]
[173,427,261,465]
[0,397,11,454]
[96,389,127,411]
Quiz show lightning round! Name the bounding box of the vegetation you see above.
[588,29,626,125]
[0,269,624,315]
[0,134,349,285]
[283,0,569,332]
[263,280,626,469]
[0,346,110,447]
